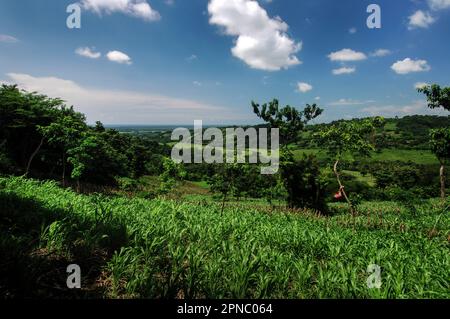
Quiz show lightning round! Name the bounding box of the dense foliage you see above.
[0,85,166,189]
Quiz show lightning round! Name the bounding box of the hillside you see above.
[1,177,448,298]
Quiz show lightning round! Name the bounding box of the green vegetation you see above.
[0,84,449,299]
[315,117,384,213]
[1,177,448,298]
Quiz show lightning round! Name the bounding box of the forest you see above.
[0,83,449,299]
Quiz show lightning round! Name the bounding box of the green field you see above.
[1,177,448,299]
[292,148,439,165]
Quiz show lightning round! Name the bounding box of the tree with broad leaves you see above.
[0,85,66,176]
[38,107,87,186]
[418,84,450,200]
[252,99,323,145]
[418,84,450,111]
[429,129,450,200]
[67,133,97,192]
[158,157,186,196]
[315,117,385,215]
[252,99,325,211]
[208,163,242,214]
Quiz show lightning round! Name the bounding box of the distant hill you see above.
[116,115,450,150]
[301,115,450,150]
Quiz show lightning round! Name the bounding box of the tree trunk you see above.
[440,163,446,201]
[333,160,355,215]
[25,137,44,177]
[0,139,6,149]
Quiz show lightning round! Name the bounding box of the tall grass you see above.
[0,177,448,299]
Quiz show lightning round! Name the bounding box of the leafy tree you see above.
[38,108,86,186]
[158,157,186,196]
[252,99,323,145]
[0,85,66,176]
[0,85,168,188]
[418,84,450,111]
[208,164,243,213]
[281,153,328,212]
[315,117,385,214]
[0,86,69,176]
[418,84,450,200]
[67,131,129,191]
[251,99,325,210]
[261,174,287,209]
[429,129,450,200]
[67,133,97,192]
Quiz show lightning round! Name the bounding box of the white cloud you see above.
[2,73,240,124]
[408,10,435,29]
[193,81,202,86]
[207,0,301,71]
[107,50,132,64]
[349,27,357,34]
[0,34,19,43]
[297,82,312,93]
[427,0,450,10]
[315,96,321,101]
[370,49,391,57]
[75,47,101,59]
[391,58,431,74]
[414,82,429,89]
[332,67,356,75]
[186,54,198,62]
[361,100,446,117]
[328,49,367,62]
[329,99,375,106]
[80,0,161,21]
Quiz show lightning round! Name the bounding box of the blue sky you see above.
[0,0,449,125]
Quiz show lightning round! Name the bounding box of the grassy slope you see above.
[1,177,448,299]
[292,148,439,165]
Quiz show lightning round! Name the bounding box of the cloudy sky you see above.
[0,0,449,124]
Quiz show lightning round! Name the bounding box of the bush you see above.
[116,177,139,192]
[281,154,328,213]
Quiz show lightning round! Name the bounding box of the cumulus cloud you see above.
[0,34,19,43]
[107,50,132,64]
[80,0,161,21]
[76,47,101,59]
[370,49,391,57]
[297,82,312,93]
[2,73,239,124]
[207,0,301,71]
[328,49,367,62]
[427,0,450,10]
[332,67,356,75]
[408,10,435,29]
[391,58,431,74]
